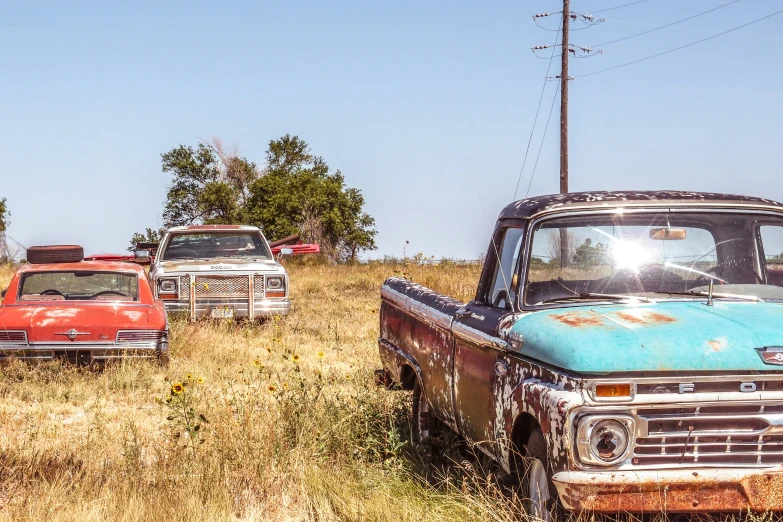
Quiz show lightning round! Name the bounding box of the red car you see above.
[0,245,169,366]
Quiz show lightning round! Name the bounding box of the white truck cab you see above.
[147,225,291,320]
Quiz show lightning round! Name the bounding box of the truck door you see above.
[452,225,524,446]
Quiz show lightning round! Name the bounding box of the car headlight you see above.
[266,276,284,290]
[576,416,634,466]
[159,278,178,294]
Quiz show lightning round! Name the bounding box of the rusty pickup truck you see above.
[377,191,783,518]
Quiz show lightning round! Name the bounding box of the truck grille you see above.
[253,275,265,298]
[194,276,249,298]
[180,276,190,299]
[633,405,783,466]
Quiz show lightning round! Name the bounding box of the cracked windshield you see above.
[161,232,272,261]
[524,212,783,305]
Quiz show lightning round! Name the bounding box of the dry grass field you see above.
[0,261,775,522]
[0,260,534,522]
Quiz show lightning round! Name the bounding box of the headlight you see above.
[266,276,284,290]
[159,278,178,293]
[576,416,634,466]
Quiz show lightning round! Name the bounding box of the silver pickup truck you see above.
[146,225,291,320]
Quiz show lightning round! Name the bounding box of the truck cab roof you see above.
[500,190,783,220]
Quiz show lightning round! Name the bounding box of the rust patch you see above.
[708,339,723,351]
[614,311,676,325]
[550,313,603,327]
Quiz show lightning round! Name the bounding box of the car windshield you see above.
[161,232,272,261]
[19,271,139,301]
[524,211,783,305]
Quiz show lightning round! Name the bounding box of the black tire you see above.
[27,245,83,264]
[523,427,557,522]
[411,379,444,461]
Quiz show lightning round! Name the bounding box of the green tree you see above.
[127,228,161,253]
[572,238,608,266]
[0,198,10,261]
[244,135,376,260]
[133,135,376,261]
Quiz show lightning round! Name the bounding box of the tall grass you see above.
[0,261,525,521]
[0,262,772,521]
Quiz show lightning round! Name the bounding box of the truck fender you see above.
[495,376,583,475]
[378,338,424,391]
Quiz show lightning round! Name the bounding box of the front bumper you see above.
[163,298,290,319]
[554,468,783,513]
[0,345,164,366]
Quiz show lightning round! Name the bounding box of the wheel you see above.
[523,427,557,522]
[411,379,442,460]
[27,245,83,264]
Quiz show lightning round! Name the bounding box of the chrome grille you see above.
[194,276,249,298]
[633,405,783,466]
[116,330,166,342]
[253,275,265,298]
[0,331,28,343]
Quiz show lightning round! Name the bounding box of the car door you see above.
[452,225,524,446]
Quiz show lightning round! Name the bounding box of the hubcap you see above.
[528,459,551,522]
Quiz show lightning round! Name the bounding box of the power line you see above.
[514,28,561,200]
[592,0,739,47]
[579,8,783,78]
[525,80,561,198]
[592,0,648,14]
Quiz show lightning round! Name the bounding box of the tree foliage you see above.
[127,228,161,253]
[135,135,376,261]
[572,238,608,266]
[0,197,9,261]
[0,198,9,234]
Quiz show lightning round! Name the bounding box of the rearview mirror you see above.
[649,228,687,240]
[134,249,151,264]
[278,247,294,260]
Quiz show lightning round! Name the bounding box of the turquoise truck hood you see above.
[511,301,783,374]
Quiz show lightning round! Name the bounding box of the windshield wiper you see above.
[541,293,654,305]
[654,290,763,302]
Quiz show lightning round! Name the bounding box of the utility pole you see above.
[560,0,569,195]
[532,2,603,268]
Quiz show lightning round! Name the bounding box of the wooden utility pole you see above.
[559,0,570,268]
[560,0,569,194]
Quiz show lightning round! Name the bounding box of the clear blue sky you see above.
[1,0,781,260]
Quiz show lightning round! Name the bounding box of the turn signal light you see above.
[160,294,179,300]
[595,383,632,398]
[266,291,285,298]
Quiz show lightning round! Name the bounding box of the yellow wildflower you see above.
[197,376,205,384]
[186,373,193,381]
[171,382,184,394]
[268,385,276,393]
[317,351,325,359]
[254,359,261,367]
[292,354,300,363]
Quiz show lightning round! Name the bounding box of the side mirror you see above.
[134,249,151,264]
[278,247,294,260]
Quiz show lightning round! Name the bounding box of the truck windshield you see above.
[161,232,272,261]
[19,271,139,301]
[524,211,783,305]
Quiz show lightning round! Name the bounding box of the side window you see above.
[487,228,524,309]
[760,226,783,286]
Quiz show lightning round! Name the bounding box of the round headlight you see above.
[589,419,630,462]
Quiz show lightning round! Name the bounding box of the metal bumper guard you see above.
[554,468,783,512]
[165,273,290,320]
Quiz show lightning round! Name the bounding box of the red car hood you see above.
[0,303,153,342]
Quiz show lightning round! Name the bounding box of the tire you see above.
[411,379,443,461]
[27,245,83,264]
[522,427,557,522]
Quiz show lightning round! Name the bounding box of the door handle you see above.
[494,361,508,376]
[455,307,471,319]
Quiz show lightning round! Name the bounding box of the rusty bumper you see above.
[554,468,783,513]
